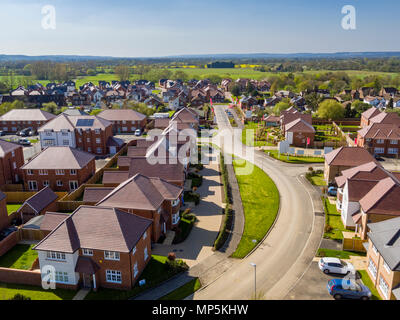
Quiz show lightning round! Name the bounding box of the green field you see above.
[231,159,280,258]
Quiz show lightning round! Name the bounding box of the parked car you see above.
[318,257,355,275]
[327,279,371,300]
[135,129,142,136]
[28,128,37,136]
[327,187,337,196]
[374,154,384,161]
[18,138,31,146]
[0,130,5,136]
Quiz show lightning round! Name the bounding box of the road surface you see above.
[192,105,324,300]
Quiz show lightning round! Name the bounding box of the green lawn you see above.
[85,255,187,300]
[6,204,22,215]
[316,249,366,260]
[358,270,382,300]
[231,160,280,258]
[159,278,201,300]
[241,122,275,147]
[307,173,326,186]
[266,150,324,163]
[323,198,353,240]
[0,245,38,270]
[0,283,76,300]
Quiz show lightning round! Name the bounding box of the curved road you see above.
[193,105,324,300]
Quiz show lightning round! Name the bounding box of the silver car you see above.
[318,257,356,275]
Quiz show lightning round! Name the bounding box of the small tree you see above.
[317,100,345,120]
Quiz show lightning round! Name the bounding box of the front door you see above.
[83,274,93,289]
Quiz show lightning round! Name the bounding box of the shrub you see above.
[164,259,189,276]
[167,252,176,261]
[308,166,314,172]
[9,294,31,300]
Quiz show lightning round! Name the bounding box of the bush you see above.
[164,259,189,276]
[9,294,31,300]
[184,192,200,205]
[167,252,176,261]
[213,204,233,251]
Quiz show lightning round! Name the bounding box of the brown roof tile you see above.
[21,187,58,213]
[324,147,376,167]
[82,187,115,203]
[98,109,146,122]
[40,212,70,232]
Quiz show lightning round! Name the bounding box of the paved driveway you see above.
[151,158,224,268]
[285,261,342,300]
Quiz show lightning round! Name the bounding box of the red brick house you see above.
[284,118,315,147]
[96,173,183,242]
[0,109,56,133]
[0,140,25,185]
[0,191,8,231]
[34,206,152,291]
[21,147,96,192]
[97,109,147,134]
[361,107,381,128]
[357,123,400,157]
[38,114,114,156]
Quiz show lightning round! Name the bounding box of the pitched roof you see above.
[82,187,115,203]
[96,173,182,211]
[360,177,400,215]
[38,114,112,132]
[335,162,386,187]
[20,187,58,213]
[0,109,56,121]
[75,256,100,274]
[22,146,95,170]
[172,108,198,124]
[370,112,400,126]
[357,123,400,140]
[102,171,130,185]
[324,147,376,167]
[368,217,400,271]
[97,109,146,121]
[361,107,381,120]
[34,206,152,253]
[285,118,315,133]
[0,139,21,158]
[39,212,70,232]
[128,157,185,184]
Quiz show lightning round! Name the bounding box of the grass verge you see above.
[316,249,366,259]
[266,150,324,163]
[358,270,382,300]
[323,198,353,240]
[159,278,201,300]
[231,159,279,258]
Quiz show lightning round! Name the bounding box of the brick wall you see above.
[74,126,113,155]
[0,268,42,286]
[0,146,24,185]
[0,231,19,257]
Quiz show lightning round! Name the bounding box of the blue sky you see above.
[0,0,399,57]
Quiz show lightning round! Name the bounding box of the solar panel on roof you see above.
[76,119,94,127]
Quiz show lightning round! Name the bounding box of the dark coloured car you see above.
[327,279,372,300]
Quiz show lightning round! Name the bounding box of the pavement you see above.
[151,159,224,267]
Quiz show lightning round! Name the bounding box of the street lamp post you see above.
[250,262,256,299]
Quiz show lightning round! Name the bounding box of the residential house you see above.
[0,140,24,185]
[96,174,183,242]
[361,107,381,128]
[38,114,113,155]
[285,118,315,147]
[0,191,8,231]
[263,115,280,127]
[369,112,400,127]
[17,187,59,223]
[363,96,387,108]
[0,109,56,133]
[21,146,96,192]
[34,206,152,291]
[97,109,147,134]
[366,217,400,300]
[335,162,390,229]
[357,123,400,157]
[324,147,377,183]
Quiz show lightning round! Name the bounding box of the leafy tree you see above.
[230,85,241,97]
[41,102,60,115]
[317,100,345,120]
[114,65,131,82]
[273,101,290,115]
[351,100,371,117]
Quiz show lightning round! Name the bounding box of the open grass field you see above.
[231,159,280,259]
[0,283,76,300]
[0,244,37,270]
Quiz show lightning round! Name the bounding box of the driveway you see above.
[284,261,337,300]
[151,156,224,268]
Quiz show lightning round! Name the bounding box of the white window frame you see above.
[383,260,391,274]
[172,212,180,225]
[368,258,377,280]
[132,246,136,256]
[55,271,69,284]
[43,180,50,187]
[104,251,120,261]
[106,270,122,284]
[70,169,77,175]
[143,231,147,240]
[374,148,385,154]
[376,139,385,144]
[390,140,398,145]
[96,138,101,144]
[69,180,79,191]
[27,169,34,175]
[379,276,389,299]
[56,180,63,187]
[171,198,180,207]
[56,170,65,175]
[82,248,93,256]
[372,243,378,255]
[28,180,38,191]
[144,247,148,261]
[46,251,66,262]
[39,169,48,175]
